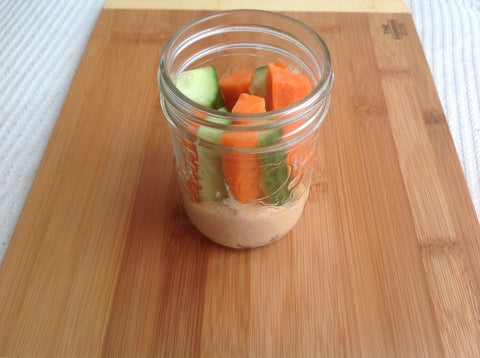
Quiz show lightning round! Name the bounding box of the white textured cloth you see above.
[404,0,480,224]
[0,1,479,266]
[0,0,105,264]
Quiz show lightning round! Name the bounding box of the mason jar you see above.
[158,10,333,248]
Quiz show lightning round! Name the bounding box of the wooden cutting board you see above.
[1,9,479,357]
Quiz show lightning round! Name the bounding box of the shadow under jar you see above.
[158,10,333,248]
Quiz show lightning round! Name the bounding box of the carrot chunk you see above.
[274,59,287,69]
[266,62,313,182]
[219,69,253,111]
[219,132,264,203]
[232,93,266,114]
[219,94,265,203]
[266,62,311,111]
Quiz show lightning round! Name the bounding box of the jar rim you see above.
[158,9,333,128]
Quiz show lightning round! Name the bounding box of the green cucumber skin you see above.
[176,66,225,109]
[258,129,291,205]
[197,115,230,201]
[250,65,268,99]
[251,65,291,205]
[197,146,227,201]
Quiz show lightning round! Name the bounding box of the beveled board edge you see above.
[103,0,411,13]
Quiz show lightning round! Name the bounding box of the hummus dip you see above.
[183,189,309,248]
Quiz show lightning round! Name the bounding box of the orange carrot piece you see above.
[266,62,313,180]
[219,69,253,111]
[274,59,287,69]
[219,132,263,203]
[266,62,311,111]
[232,93,266,114]
[221,93,266,202]
[220,95,265,203]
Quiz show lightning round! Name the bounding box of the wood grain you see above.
[0,10,479,357]
[103,0,411,13]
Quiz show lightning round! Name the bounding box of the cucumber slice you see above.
[258,129,291,205]
[197,115,230,201]
[249,65,268,100]
[176,66,225,109]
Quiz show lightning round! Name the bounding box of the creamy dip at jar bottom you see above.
[182,189,310,248]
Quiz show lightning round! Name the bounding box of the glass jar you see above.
[158,10,333,248]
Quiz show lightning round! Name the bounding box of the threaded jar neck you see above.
[158,10,333,152]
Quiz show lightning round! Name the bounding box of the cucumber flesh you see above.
[249,65,268,100]
[197,115,230,201]
[176,66,224,109]
[258,129,291,205]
